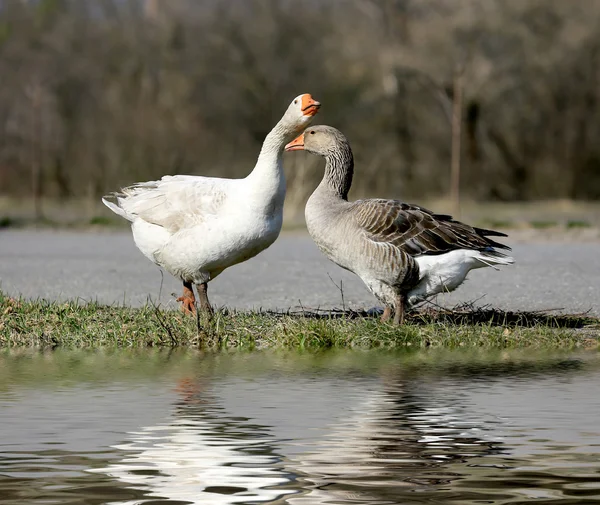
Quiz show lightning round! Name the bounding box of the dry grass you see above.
[1,291,598,350]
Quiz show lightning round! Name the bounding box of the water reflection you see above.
[96,361,534,504]
[96,395,294,504]
[1,350,600,505]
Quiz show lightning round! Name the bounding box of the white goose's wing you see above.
[103,175,230,233]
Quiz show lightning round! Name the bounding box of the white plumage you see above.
[409,249,514,305]
[103,94,320,313]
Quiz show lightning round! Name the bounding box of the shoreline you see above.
[1,293,598,350]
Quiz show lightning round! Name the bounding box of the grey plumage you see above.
[287,125,513,324]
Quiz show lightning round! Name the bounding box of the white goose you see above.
[103,94,320,314]
[285,125,513,324]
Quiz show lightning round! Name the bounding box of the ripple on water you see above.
[0,349,599,504]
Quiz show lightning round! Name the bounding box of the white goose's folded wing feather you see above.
[350,199,511,256]
[103,175,230,233]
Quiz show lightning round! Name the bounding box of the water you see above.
[1,349,599,505]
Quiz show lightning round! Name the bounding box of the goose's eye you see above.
[294,99,298,104]
[310,131,315,134]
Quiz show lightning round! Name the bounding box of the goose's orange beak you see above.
[301,94,320,116]
[285,133,305,151]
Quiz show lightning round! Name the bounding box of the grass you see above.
[530,220,559,229]
[0,213,123,230]
[1,292,598,350]
[567,219,592,229]
[0,215,16,228]
[474,218,515,230]
[88,215,118,226]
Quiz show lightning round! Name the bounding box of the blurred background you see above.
[0,0,599,228]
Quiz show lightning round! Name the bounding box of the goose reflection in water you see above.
[284,374,506,505]
[93,378,295,505]
[94,368,505,505]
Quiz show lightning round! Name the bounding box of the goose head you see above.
[285,125,354,199]
[281,94,321,135]
[285,125,350,157]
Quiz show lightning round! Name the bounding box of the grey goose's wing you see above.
[349,199,511,256]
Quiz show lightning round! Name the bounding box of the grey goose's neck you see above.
[321,143,354,201]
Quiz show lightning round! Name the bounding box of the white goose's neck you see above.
[248,120,292,185]
[245,117,303,222]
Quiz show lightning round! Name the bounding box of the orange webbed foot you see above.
[177,282,197,315]
[177,295,196,315]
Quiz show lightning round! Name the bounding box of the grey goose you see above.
[285,125,514,324]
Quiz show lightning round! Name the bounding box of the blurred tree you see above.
[1,0,599,221]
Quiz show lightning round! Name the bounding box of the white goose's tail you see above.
[101,194,134,222]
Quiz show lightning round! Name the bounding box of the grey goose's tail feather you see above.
[429,212,512,253]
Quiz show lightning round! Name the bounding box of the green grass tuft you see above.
[475,219,514,230]
[88,215,123,226]
[89,216,112,226]
[566,219,592,229]
[530,220,558,229]
[0,216,16,228]
[1,291,598,350]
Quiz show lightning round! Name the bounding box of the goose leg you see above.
[393,294,407,325]
[177,281,196,315]
[380,306,392,322]
[197,282,214,317]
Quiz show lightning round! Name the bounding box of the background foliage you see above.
[1,0,600,220]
